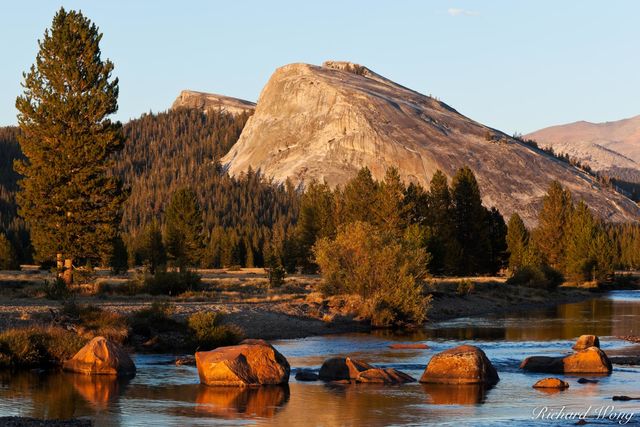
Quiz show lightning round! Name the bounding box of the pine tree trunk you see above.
[62,258,73,286]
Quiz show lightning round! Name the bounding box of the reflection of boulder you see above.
[573,335,600,350]
[196,339,290,386]
[420,345,499,385]
[69,374,126,409]
[63,337,136,376]
[521,347,612,374]
[421,383,487,405]
[195,385,289,418]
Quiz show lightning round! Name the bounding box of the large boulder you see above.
[563,347,612,373]
[63,336,136,376]
[520,347,612,374]
[318,357,374,381]
[419,345,499,385]
[196,339,290,386]
[573,335,600,351]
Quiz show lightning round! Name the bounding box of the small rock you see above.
[612,396,640,401]
[295,370,319,381]
[175,355,196,366]
[532,378,569,389]
[573,335,600,351]
[577,378,599,384]
[609,356,640,366]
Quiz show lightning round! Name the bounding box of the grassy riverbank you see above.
[0,268,633,346]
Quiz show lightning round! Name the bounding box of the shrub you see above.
[456,279,475,296]
[128,302,182,337]
[0,326,86,369]
[144,270,201,296]
[507,265,563,290]
[266,256,286,289]
[187,311,242,351]
[314,221,431,327]
[61,301,129,343]
[41,278,70,300]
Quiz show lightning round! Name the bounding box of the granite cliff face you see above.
[172,90,255,115]
[526,116,640,184]
[222,61,640,225]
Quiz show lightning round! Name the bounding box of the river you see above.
[1,290,639,426]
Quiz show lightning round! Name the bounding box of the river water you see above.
[0,291,639,426]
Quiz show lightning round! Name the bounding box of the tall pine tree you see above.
[506,213,529,272]
[533,181,573,270]
[15,8,125,282]
[164,187,204,270]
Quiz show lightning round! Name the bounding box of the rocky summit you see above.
[172,90,255,115]
[222,61,640,225]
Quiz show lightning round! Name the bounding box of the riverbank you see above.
[0,269,621,343]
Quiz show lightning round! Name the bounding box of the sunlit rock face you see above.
[63,336,136,376]
[223,61,640,226]
[196,339,290,386]
[172,90,256,115]
[419,345,499,385]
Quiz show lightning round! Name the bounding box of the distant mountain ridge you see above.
[222,60,640,226]
[526,115,640,185]
[172,90,256,115]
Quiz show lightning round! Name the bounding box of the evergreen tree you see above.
[506,213,529,272]
[137,220,166,274]
[336,167,378,226]
[294,180,335,272]
[487,207,508,273]
[0,232,19,270]
[109,234,129,274]
[375,167,407,236]
[425,170,453,275]
[164,187,204,270]
[15,8,125,280]
[533,181,573,269]
[450,166,491,275]
[564,201,596,280]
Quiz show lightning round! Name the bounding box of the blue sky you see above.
[1,1,638,134]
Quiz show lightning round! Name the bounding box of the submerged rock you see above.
[573,335,600,350]
[419,345,499,385]
[388,343,429,350]
[196,339,290,386]
[520,347,612,374]
[533,378,569,389]
[63,336,135,376]
[577,378,599,384]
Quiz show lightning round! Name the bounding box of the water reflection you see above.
[69,374,128,409]
[427,290,640,341]
[195,385,290,418]
[0,370,129,419]
[421,383,489,405]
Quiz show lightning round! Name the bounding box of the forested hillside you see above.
[0,108,300,267]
